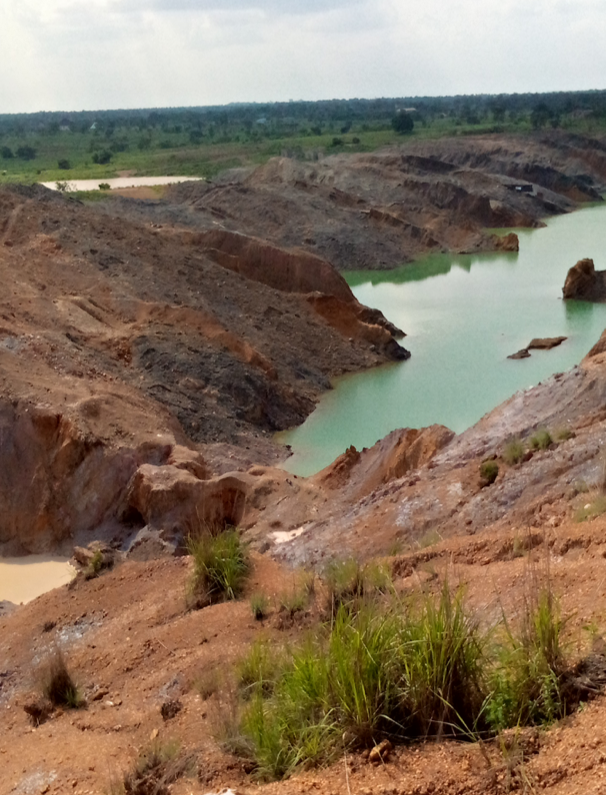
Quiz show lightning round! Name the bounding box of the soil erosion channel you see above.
[280,202,606,474]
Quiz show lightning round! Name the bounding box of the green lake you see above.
[278,202,606,476]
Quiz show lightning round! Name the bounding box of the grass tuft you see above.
[479,460,499,486]
[323,558,392,617]
[574,493,606,522]
[38,649,83,709]
[529,428,553,451]
[186,528,249,609]
[487,582,565,730]
[503,438,525,466]
[250,592,270,621]
[110,739,192,794]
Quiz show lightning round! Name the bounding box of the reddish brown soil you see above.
[4,520,606,795]
[3,134,606,794]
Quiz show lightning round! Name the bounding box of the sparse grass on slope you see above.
[230,576,571,780]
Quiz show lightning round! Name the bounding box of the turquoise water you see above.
[278,203,606,475]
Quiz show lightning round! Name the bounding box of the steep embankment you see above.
[161,131,606,270]
[240,330,606,567]
[0,184,406,554]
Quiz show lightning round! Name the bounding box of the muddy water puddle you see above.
[40,176,203,191]
[279,203,606,475]
[0,556,75,605]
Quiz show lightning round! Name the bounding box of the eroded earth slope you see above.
[3,133,606,795]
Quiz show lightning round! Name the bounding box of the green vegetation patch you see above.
[479,459,499,486]
[529,429,553,451]
[186,528,250,609]
[227,576,579,781]
[503,438,525,466]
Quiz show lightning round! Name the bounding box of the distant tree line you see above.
[0,89,605,167]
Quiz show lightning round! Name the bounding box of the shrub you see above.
[479,459,499,486]
[1,146,13,159]
[529,429,552,451]
[85,549,105,579]
[186,528,249,609]
[16,145,36,160]
[38,649,83,708]
[92,149,112,164]
[392,113,414,134]
[57,159,70,170]
[503,438,525,466]
[98,182,111,190]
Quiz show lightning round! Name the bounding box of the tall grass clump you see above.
[237,586,488,779]
[187,528,249,609]
[230,571,579,780]
[487,584,565,731]
[398,584,486,739]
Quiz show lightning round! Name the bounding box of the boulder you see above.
[491,232,520,252]
[508,348,531,360]
[528,336,567,350]
[508,337,566,359]
[122,464,251,538]
[563,258,606,301]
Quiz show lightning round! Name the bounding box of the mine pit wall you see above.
[0,401,167,556]
[0,400,255,558]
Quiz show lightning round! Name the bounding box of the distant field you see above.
[1,102,605,187]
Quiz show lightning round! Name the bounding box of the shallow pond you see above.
[278,203,606,475]
[0,556,75,605]
[40,176,202,191]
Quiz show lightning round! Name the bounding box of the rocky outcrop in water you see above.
[563,258,606,301]
[508,336,567,359]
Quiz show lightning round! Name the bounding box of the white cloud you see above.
[0,0,604,112]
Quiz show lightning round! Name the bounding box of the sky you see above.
[1,0,605,114]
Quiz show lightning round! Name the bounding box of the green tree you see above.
[391,113,414,134]
[16,145,36,160]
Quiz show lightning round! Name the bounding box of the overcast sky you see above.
[1,0,605,113]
